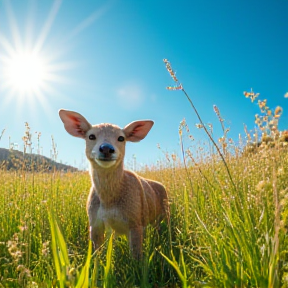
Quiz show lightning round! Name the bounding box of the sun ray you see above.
[34,0,62,53]
[0,34,15,58]
[4,0,23,50]
[64,0,113,42]
[24,1,36,48]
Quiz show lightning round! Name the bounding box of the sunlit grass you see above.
[0,133,287,287]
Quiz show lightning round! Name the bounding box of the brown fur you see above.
[59,109,169,258]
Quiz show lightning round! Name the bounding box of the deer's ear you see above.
[123,120,154,142]
[59,109,92,138]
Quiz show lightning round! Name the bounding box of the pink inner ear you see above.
[69,117,83,132]
[129,125,143,135]
[59,109,92,138]
[68,116,81,127]
[64,115,89,138]
[75,124,85,136]
[70,116,81,123]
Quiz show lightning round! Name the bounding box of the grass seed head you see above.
[163,58,183,90]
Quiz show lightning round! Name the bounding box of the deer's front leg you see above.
[87,189,105,249]
[128,226,144,259]
[90,219,105,250]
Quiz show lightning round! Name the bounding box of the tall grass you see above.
[0,61,287,287]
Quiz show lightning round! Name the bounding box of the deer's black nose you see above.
[99,143,115,154]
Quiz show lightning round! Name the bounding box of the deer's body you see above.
[59,110,169,258]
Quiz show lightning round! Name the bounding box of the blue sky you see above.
[0,0,287,169]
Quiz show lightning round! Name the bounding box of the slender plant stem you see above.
[179,131,194,196]
[181,88,236,191]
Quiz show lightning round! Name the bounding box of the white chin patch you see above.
[94,159,116,168]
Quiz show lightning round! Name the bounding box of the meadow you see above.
[0,61,288,287]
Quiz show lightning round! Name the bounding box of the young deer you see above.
[59,109,169,258]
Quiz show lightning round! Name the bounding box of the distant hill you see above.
[0,148,77,172]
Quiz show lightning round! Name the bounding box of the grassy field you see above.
[0,62,288,287]
[0,137,287,287]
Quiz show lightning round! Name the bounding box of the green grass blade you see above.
[54,216,70,267]
[75,240,92,288]
[159,250,187,288]
[48,209,70,288]
[103,233,114,288]
[48,210,62,285]
[91,257,99,288]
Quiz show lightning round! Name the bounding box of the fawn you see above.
[59,109,169,258]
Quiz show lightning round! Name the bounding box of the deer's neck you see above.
[90,161,124,206]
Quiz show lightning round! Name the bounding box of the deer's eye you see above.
[89,134,96,140]
[118,136,125,142]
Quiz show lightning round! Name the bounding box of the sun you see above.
[0,0,107,114]
[5,51,48,94]
[0,0,66,113]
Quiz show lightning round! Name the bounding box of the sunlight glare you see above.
[6,52,47,93]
